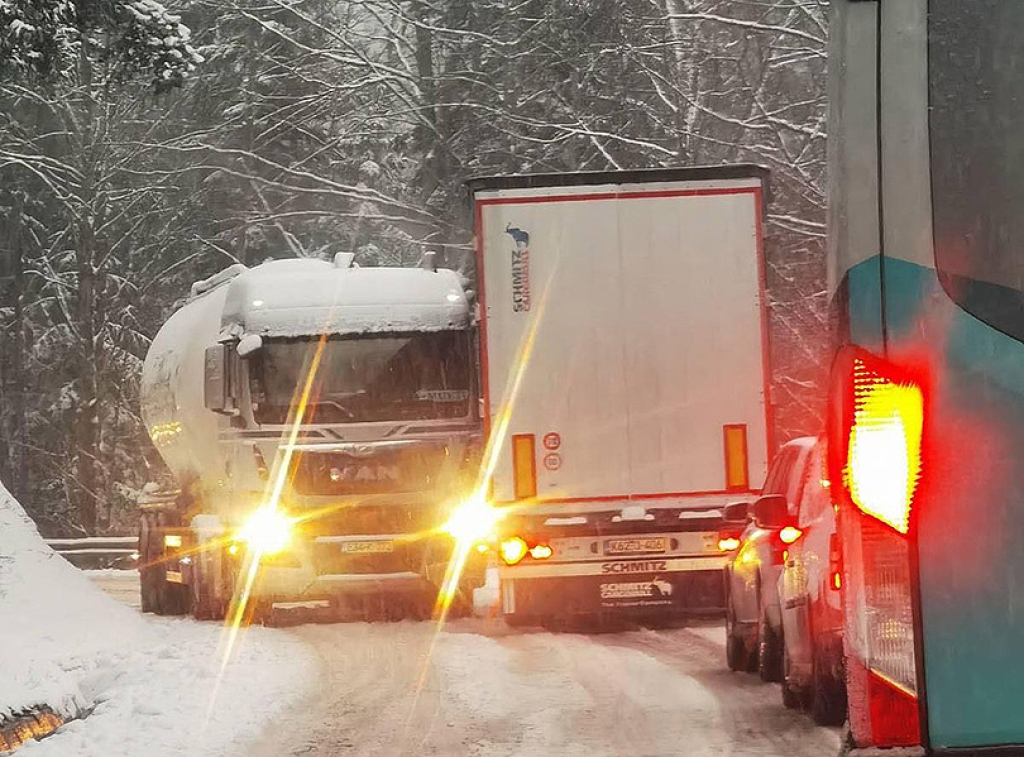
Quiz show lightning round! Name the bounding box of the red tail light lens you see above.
[830,348,924,749]
[500,537,528,565]
[845,356,923,534]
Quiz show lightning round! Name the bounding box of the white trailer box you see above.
[469,166,771,621]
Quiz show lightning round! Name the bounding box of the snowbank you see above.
[0,483,315,756]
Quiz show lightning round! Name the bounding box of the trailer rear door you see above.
[473,168,770,507]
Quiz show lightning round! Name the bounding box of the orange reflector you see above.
[718,537,740,552]
[500,536,528,565]
[723,424,749,492]
[529,544,553,560]
[512,434,537,500]
[845,358,923,534]
[779,526,803,545]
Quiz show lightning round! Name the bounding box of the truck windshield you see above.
[250,332,472,424]
[930,0,1024,342]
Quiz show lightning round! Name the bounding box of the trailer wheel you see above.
[503,613,541,629]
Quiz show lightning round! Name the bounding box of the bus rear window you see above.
[930,0,1024,342]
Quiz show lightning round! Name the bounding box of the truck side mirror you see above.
[204,344,232,414]
[722,501,751,524]
[753,494,789,530]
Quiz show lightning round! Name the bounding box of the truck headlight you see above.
[443,495,502,544]
[238,507,294,556]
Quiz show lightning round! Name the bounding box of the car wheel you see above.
[781,643,806,709]
[810,641,848,726]
[725,608,746,671]
[758,607,784,682]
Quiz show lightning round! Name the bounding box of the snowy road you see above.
[84,572,840,757]
[248,618,841,757]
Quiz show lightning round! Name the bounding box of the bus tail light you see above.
[829,347,924,748]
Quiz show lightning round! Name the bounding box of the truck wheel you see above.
[810,642,847,726]
[138,515,162,614]
[758,607,784,682]
[190,558,226,621]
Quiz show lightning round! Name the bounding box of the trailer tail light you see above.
[717,536,740,552]
[500,537,528,565]
[829,347,923,749]
[529,544,553,560]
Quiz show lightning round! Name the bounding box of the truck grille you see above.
[291,444,451,496]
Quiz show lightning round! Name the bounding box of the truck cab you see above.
[139,255,486,619]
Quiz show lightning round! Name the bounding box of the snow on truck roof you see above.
[198,257,471,338]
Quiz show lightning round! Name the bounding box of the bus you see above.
[829,1,1024,753]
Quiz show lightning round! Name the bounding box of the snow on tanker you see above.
[138,254,486,619]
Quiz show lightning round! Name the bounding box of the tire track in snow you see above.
[251,618,836,757]
[599,624,842,757]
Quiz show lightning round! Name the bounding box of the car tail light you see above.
[778,526,802,545]
[829,532,842,591]
[830,347,923,748]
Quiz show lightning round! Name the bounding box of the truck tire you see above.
[758,606,784,683]
[139,515,162,614]
[810,642,847,726]
[190,556,226,621]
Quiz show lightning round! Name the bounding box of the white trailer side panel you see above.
[477,176,769,506]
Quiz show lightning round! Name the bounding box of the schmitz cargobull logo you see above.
[600,560,668,574]
[505,224,531,312]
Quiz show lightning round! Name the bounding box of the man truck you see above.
[468,166,773,625]
[138,254,484,620]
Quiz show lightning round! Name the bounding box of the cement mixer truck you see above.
[138,254,486,619]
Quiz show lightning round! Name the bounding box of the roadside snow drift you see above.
[0,483,315,756]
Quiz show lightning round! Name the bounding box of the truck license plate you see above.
[339,540,395,554]
[604,537,668,556]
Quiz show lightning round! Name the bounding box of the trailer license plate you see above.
[339,540,394,554]
[604,537,668,556]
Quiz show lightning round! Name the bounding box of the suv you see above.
[779,438,846,724]
[723,436,815,681]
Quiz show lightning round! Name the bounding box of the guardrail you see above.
[45,537,139,570]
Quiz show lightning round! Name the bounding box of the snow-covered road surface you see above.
[249,618,841,757]
[79,557,841,757]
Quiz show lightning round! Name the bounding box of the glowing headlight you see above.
[238,507,294,555]
[443,496,503,543]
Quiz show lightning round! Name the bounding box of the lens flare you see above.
[442,496,503,543]
[238,507,294,555]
